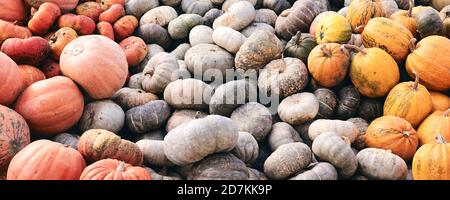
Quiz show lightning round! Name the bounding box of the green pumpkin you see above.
[284,31,317,64]
[416,9,445,38]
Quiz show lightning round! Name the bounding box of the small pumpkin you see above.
[119,36,147,67]
[137,139,174,167]
[189,25,213,46]
[412,134,450,180]
[75,2,104,21]
[113,15,138,41]
[136,24,171,48]
[58,14,96,35]
[111,87,158,110]
[390,0,418,37]
[99,4,125,24]
[181,0,213,16]
[41,59,61,78]
[241,22,275,38]
[96,22,114,40]
[264,142,312,180]
[384,72,432,128]
[255,9,277,26]
[25,0,79,13]
[48,27,78,60]
[278,92,319,125]
[0,0,29,23]
[164,79,212,111]
[309,11,336,37]
[53,133,79,149]
[308,119,359,142]
[0,51,23,106]
[125,0,159,18]
[17,65,46,88]
[357,148,408,180]
[429,92,450,112]
[97,0,126,9]
[357,98,383,121]
[283,31,317,64]
[346,0,384,33]
[209,79,257,117]
[417,109,450,145]
[313,88,338,119]
[168,14,204,40]
[212,27,246,54]
[140,6,178,27]
[1,36,50,66]
[79,100,125,134]
[289,162,338,180]
[28,2,61,36]
[268,122,302,151]
[141,52,179,94]
[230,103,273,141]
[231,132,259,164]
[415,8,445,38]
[0,20,32,46]
[188,153,249,180]
[315,13,352,44]
[203,8,224,27]
[80,159,151,180]
[336,85,360,119]
[125,100,171,134]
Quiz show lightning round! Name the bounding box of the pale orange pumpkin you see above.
[412,134,450,180]
[429,92,450,112]
[417,109,450,145]
[346,0,385,33]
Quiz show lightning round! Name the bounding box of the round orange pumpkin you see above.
[390,0,418,37]
[412,134,450,180]
[0,20,32,46]
[27,2,61,36]
[60,35,128,99]
[58,14,96,35]
[0,51,23,106]
[429,92,450,112]
[25,0,79,13]
[14,76,84,136]
[346,0,385,33]
[365,115,419,161]
[0,0,29,23]
[417,109,450,145]
[384,72,432,128]
[0,105,30,169]
[307,43,350,88]
[80,159,151,180]
[7,140,86,180]
[17,65,46,88]
[48,27,78,60]
[406,36,450,92]
[119,36,148,67]
[98,4,125,24]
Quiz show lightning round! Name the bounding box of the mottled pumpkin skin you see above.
[77,129,143,166]
[48,27,78,61]
[316,13,352,44]
[362,17,413,62]
[384,80,432,128]
[0,52,23,106]
[58,14,96,35]
[283,32,317,64]
[365,116,419,161]
[412,136,450,180]
[80,159,151,180]
[429,92,450,112]
[75,2,104,21]
[0,105,30,169]
[347,0,385,33]
[406,36,450,92]
[415,9,445,38]
[417,110,450,145]
[349,47,399,98]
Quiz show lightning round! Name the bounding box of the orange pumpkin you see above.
[60,35,128,99]
[0,20,32,46]
[1,36,50,67]
[7,140,86,180]
[384,72,432,128]
[0,105,30,169]
[97,22,115,40]
[27,2,61,36]
[119,36,148,67]
[25,0,79,13]
[41,59,62,78]
[417,109,450,145]
[346,0,385,33]
[98,4,125,24]
[0,51,23,106]
[390,0,418,37]
[345,45,399,98]
[97,0,125,9]
[0,0,29,23]
[406,36,450,92]
[48,27,78,60]
[412,134,450,180]
[113,15,138,41]
[58,14,96,35]
[429,92,450,112]
[365,115,419,161]
[75,1,104,22]
[80,159,151,180]
[307,43,350,88]
[14,76,84,136]
[17,65,46,88]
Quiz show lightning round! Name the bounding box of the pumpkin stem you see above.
[194,111,202,119]
[320,45,332,57]
[407,0,413,17]
[116,161,126,172]
[412,71,419,90]
[402,131,410,137]
[355,25,365,33]
[341,44,367,55]
[12,20,19,25]
[408,38,417,52]
[294,31,302,45]
[443,108,450,117]
[435,134,447,144]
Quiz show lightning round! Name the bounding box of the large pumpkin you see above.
[365,116,419,161]
[346,0,384,33]
[60,35,128,99]
[307,43,350,88]
[80,159,151,180]
[0,105,30,169]
[417,109,450,145]
[390,0,418,37]
[0,0,29,22]
[405,36,450,92]
[361,17,413,62]
[0,51,23,106]
[345,45,399,98]
[14,76,84,136]
[429,92,450,112]
[7,140,86,180]
[25,0,79,13]
[412,135,450,180]
[384,72,432,128]
[315,13,352,44]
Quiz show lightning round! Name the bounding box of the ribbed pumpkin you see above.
[0,51,23,106]
[0,0,29,22]
[429,92,450,112]
[0,105,30,169]
[309,11,336,37]
[384,72,432,128]
[405,36,450,92]
[14,76,84,136]
[283,31,317,64]
[60,35,128,99]
[17,65,46,88]
[346,0,385,33]
[0,20,32,45]
[345,45,399,98]
[7,140,86,180]
[412,135,450,180]
[390,0,418,37]
[361,17,413,62]
[417,109,450,145]
[315,13,352,44]
[365,116,419,161]
[307,43,350,88]
[80,159,151,180]
[25,0,79,13]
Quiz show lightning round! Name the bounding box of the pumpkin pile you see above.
[0,0,449,180]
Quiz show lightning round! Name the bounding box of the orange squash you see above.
[417,109,450,145]
[390,0,418,37]
[1,36,50,67]
[80,159,151,180]
[14,76,84,136]
[307,43,350,88]
[97,22,115,40]
[113,15,138,41]
[429,92,450,112]
[7,140,86,180]
[75,1,104,22]
[17,65,46,88]
[41,59,62,78]
[60,35,128,99]
[58,14,96,35]
[25,0,79,13]
[27,2,61,36]
[412,134,450,180]
[98,4,125,24]
[0,0,29,23]
[119,36,148,67]
[0,51,23,106]
[346,0,385,33]
[48,27,78,60]
[406,36,450,92]
[0,20,32,46]
[345,45,399,98]
[365,115,419,161]
[384,72,432,128]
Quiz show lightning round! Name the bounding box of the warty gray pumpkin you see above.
[139,6,178,26]
[254,9,278,26]
[184,43,234,78]
[125,0,159,18]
